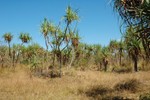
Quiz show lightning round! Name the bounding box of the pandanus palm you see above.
[59,6,79,76]
[113,0,150,59]
[41,18,49,51]
[19,33,32,44]
[64,6,79,25]
[101,47,109,72]
[125,26,141,72]
[63,6,79,39]
[19,33,32,63]
[3,32,13,57]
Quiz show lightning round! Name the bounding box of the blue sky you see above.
[0,0,121,48]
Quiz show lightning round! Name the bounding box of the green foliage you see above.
[113,0,150,59]
[19,32,32,43]
[40,18,49,36]
[2,32,13,43]
[64,5,79,24]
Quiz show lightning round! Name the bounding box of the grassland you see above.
[0,66,150,100]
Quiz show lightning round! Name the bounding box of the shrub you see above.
[78,85,113,99]
[139,93,150,100]
[112,66,132,73]
[114,79,140,92]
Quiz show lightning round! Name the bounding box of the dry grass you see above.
[0,66,150,100]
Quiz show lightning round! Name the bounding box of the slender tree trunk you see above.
[52,52,55,67]
[132,50,138,72]
[51,52,55,77]
[99,62,102,71]
[16,52,20,63]
[44,36,48,62]
[44,36,48,51]
[68,46,75,69]
[8,42,11,58]
[59,51,62,78]
[119,49,122,66]
[141,33,150,59]
[16,43,23,63]
[134,58,138,72]
[103,58,108,72]
[12,50,15,67]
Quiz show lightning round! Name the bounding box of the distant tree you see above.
[93,44,103,70]
[101,47,110,72]
[125,26,141,72]
[3,32,13,58]
[0,45,7,67]
[109,40,119,64]
[40,18,49,52]
[19,33,32,44]
[19,33,32,63]
[40,6,79,77]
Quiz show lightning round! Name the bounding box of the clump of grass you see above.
[139,93,150,100]
[114,78,140,92]
[112,66,132,73]
[78,85,113,99]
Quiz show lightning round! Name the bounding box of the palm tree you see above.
[101,47,109,72]
[41,18,49,51]
[58,6,79,77]
[93,44,103,70]
[109,40,119,64]
[64,5,79,25]
[126,37,140,72]
[63,5,79,41]
[19,33,32,63]
[3,32,13,58]
[125,26,141,72]
[113,0,150,59]
[19,32,32,44]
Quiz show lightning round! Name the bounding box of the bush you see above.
[114,79,140,92]
[112,66,132,73]
[139,93,150,100]
[78,85,113,99]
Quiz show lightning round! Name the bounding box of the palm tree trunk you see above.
[134,58,138,72]
[68,46,75,69]
[52,52,55,67]
[16,51,20,63]
[12,50,15,67]
[103,58,108,72]
[44,36,48,51]
[99,62,102,71]
[140,33,150,59]
[59,52,62,78]
[119,48,122,66]
[44,36,48,63]
[8,42,11,58]
[133,55,138,72]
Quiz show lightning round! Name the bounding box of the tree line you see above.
[0,3,150,78]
